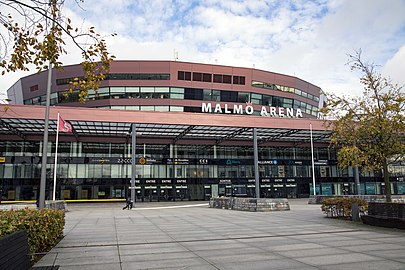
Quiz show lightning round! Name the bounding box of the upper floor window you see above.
[30,85,39,92]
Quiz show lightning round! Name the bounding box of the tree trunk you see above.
[382,159,391,202]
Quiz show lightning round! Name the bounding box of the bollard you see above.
[352,203,360,221]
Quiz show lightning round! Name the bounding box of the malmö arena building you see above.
[1,60,404,202]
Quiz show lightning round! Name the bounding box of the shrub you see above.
[321,197,368,219]
[0,208,65,261]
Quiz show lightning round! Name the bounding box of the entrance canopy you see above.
[0,105,332,146]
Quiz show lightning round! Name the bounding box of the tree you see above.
[321,50,405,202]
[0,0,115,208]
[0,0,115,102]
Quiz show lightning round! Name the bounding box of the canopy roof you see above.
[0,105,332,146]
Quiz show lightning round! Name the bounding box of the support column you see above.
[310,123,316,196]
[39,64,53,209]
[253,128,260,199]
[131,124,136,204]
[354,166,360,195]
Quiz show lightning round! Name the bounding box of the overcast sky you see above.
[1,0,405,100]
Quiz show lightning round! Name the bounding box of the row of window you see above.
[178,71,246,85]
[0,163,358,179]
[252,81,320,102]
[0,141,336,160]
[55,73,170,86]
[23,87,319,116]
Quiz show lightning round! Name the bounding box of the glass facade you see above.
[1,141,404,201]
[23,86,319,116]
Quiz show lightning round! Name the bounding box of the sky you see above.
[1,0,405,101]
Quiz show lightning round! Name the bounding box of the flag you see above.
[58,115,72,133]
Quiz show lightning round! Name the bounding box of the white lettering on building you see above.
[202,103,212,113]
[200,102,305,118]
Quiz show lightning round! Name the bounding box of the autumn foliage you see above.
[0,0,115,103]
[321,50,405,202]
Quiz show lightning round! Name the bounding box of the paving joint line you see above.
[51,229,363,250]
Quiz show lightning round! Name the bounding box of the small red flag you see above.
[58,115,72,133]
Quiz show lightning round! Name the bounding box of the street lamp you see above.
[38,63,53,209]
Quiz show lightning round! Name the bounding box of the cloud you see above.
[1,0,405,100]
[382,45,405,86]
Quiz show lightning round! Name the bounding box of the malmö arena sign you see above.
[201,102,303,118]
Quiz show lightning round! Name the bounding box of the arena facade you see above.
[1,61,404,202]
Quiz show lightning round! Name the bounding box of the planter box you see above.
[209,197,290,212]
[362,202,405,230]
[0,230,30,270]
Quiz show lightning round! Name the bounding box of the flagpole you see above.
[310,123,316,196]
[53,112,60,201]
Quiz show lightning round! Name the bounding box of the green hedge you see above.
[0,208,65,261]
[321,197,368,218]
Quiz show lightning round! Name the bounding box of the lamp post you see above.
[38,63,53,209]
[310,123,316,196]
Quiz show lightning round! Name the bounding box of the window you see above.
[170,87,184,99]
[110,87,126,99]
[178,71,191,81]
[193,72,202,81]
[30,85,39,92]
[154,106,169,112]
[170,106,183,112]
[203,73,212,82]
[178,71,185,80]
[97,87,110,99]
[251,81,264,88]
[213,74,222,83]
[154,87,169,99]
[238,92,250,103]
[125,87,140,98]
[232,76,245,85]
[212,90,220,101]
[251,93,262,104]
[272,96,283,107]
[239,76,245,85]
[185,88,203,100]
[262,95,272,106]
[220,90,237,102]
[203,89,212,100]
[283,98,293,108]
[222,75,232,84]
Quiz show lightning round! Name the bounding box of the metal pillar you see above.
[131,124,136,205]
[354,166,360,195]
[39,63,53,209]
[310,123,316,196]
[253,128,260,199]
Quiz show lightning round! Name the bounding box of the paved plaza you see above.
[34,199,405,270]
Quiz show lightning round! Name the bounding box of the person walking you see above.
[122,198,133,210]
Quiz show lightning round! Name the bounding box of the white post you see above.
[310,123,316,196]
[53,112,60,201]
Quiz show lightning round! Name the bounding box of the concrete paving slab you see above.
[32,199,405,269]
[120,251,198,263]
[59,262,121,270]
[203,252,283,264]
[119,243,188,255]
[121,257,209,270]
[341,243,404,252]
[319,260,405,270]
[295,253,381,266]
[274,247,349,258]
[216,258,317,270]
